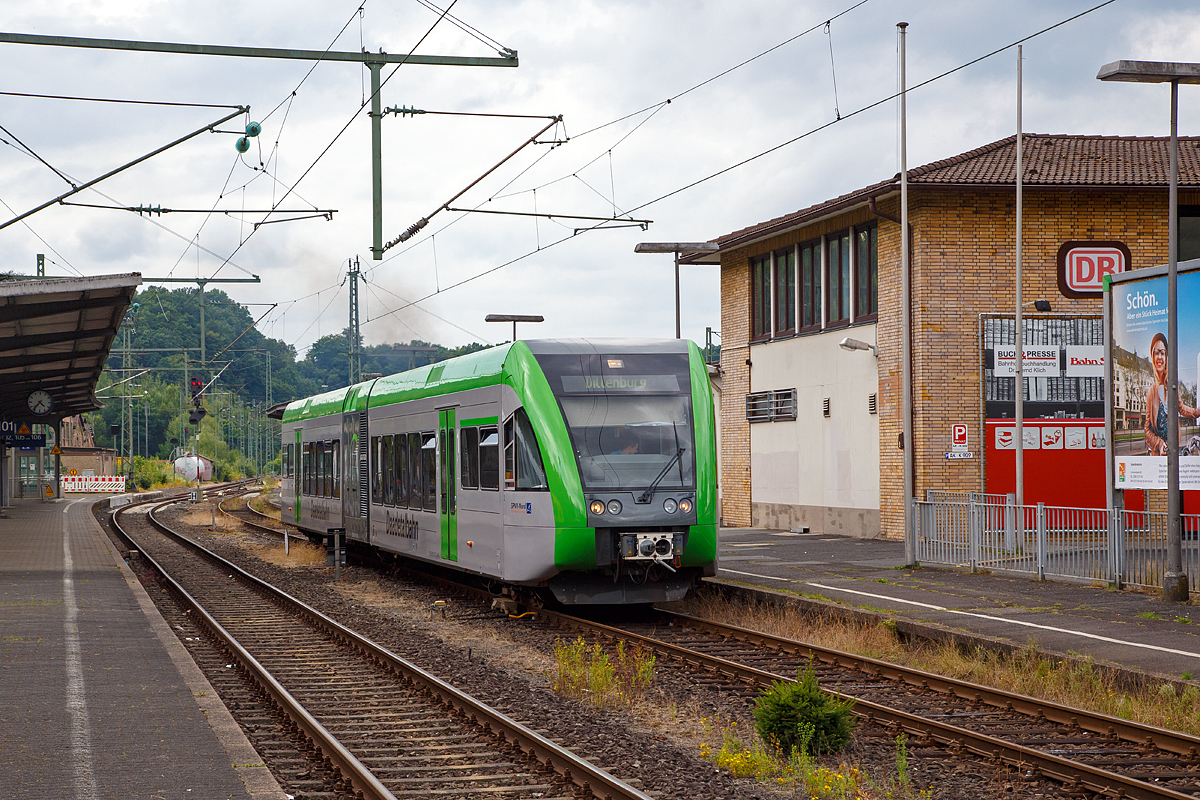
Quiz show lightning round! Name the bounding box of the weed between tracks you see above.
[551,637,656,709]
[677,591,1200,738]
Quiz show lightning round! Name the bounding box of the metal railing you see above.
[913,496,1200,592]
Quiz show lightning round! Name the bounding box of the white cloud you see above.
[0,0,1197,353]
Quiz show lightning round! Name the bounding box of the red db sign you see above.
[1056,241,1129,298]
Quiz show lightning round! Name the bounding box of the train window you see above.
[307,442,316,496]
[503,418,514,489]
[396,432,409,509]
[479,427,499,490]
[407,433,421,509]
[324,441,333,496]
[370,436,381,504]
[460,427,479,489]
[330,440,340,499]
[421,433,437,510]
[504,409,548,491]
[382,435,395,506]
[314,441,324,497]
[301,444,310,495]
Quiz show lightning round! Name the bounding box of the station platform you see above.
[0,496,284,800]
[709,527,1200,684]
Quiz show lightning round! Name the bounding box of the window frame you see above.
[750,253,772,341]
[460,426,479,490]
[826,230,851,326]
[479,426,500,491]
[855,222,879,321]
[799,239,822,332]
[772,246,796,336]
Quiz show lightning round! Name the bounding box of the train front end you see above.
[527,340,718,604]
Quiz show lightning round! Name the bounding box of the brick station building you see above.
[693,134,1200,538]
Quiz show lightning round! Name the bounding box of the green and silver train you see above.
[279,339,718,604]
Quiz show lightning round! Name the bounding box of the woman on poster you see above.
[1144,332,1200,454]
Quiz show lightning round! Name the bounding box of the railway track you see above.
[217,489,290,539]
[110,492,651,800]
[536,605,1200,800]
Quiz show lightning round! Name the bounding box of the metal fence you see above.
[913,495,1200,592]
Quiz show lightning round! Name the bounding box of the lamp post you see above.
[485,314,543,342]
[1098,59,1200,602]
[633,242,720,338]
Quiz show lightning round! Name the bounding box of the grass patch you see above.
[550,637,655,709]
[677,590,1200,736]
[1137,611,1165,620]
[699,718,928,798]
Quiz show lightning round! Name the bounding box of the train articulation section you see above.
[279,338,718,604]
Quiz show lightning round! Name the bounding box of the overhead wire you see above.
[0,89,243,109]
[411,0,510,54]
[569,0,873,141]
[204,0,462,283]
[362,0,1119,325]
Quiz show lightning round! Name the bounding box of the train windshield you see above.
[535,352,695,492]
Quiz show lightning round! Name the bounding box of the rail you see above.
[538,606,1200,800]
[110,492,650,800]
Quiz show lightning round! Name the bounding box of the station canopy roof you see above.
[0,273,142,421]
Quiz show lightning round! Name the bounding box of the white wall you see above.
[749,324,880,513]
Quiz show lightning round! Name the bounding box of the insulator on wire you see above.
[398,217,429,243]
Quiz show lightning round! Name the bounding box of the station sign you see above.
[994,346,1061,377]
[1057,241,1129,298]
[7,434,46,447]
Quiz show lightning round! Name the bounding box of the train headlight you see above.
[589,499,605,515]
[607,499,622,515]
[663,498,678,514]
[638,538,656,557]
[679,498,694,514]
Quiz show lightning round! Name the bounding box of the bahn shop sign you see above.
[994,346,1061,377]
[992,345,1105,378]
[0,419,45,447]
[1057,241,1130,298]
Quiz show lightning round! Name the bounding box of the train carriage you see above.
[279,338,717,604]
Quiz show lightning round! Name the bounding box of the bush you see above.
[753,660,855,757]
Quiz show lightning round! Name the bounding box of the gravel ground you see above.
[127,502,1069,800]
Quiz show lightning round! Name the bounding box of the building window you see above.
[800,240,821,331]
[773,247,796,335]
[746,389,797,422]
[1181,205,1200,261]
[827,230,850,325]
[751,254,771,340]
[856,223,878,319]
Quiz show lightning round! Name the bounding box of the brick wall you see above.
[878,188,1171,538]
[722,185,1179,536]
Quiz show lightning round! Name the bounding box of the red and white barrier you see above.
[60,476,126,493]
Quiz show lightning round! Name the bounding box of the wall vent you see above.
[822,397,831,417]
[868,393,878,415]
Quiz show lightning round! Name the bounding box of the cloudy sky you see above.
[0,0,1197,356]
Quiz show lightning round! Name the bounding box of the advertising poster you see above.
[1112,269,1200,489]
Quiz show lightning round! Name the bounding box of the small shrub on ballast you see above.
[753,660,855,757]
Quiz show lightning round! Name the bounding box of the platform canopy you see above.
[0,273,142,421]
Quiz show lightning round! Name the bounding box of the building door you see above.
[438,408,458,561]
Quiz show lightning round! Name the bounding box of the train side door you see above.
[438,408,458,561]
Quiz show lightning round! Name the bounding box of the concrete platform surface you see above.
[0,497,284,800]
[711,527,1200,681]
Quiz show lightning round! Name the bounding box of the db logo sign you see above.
[1057,241,1130,298]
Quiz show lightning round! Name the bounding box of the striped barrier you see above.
[61,476,127,493]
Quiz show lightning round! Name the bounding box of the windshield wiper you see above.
[637,447,686,504]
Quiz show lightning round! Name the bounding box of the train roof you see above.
[281,338,696,422]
